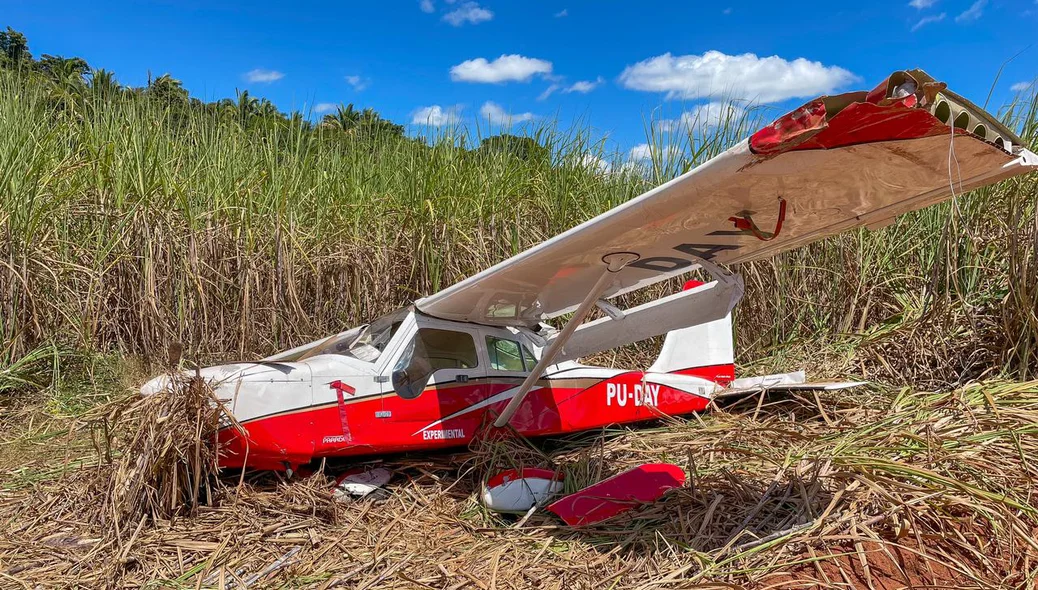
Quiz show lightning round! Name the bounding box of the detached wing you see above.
[417,69,1037,327]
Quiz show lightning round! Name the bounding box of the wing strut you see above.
[492,252,638,428]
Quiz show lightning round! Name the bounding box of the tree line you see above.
[0,26,548,159]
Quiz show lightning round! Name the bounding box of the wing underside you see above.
[417,69,1037,328]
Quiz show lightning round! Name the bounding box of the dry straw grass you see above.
[3,379,1037,588]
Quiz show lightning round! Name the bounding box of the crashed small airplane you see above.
[143,69,1037,473]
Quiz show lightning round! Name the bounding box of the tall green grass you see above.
[1,69,1036,384]
[0,71,650,360]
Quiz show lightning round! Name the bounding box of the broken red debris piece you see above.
[749,99,829,155]
[483,468,565,513]
[546,463,686,526]
[749,71,955,158]
[485,467,563,489]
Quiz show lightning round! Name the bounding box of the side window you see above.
[420,328,478,370]
[392,328,478,400]
[521,344,537,369]
[486,336,527,372]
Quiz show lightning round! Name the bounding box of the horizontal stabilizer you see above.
[713,371,867,399]
[549,278,743,363]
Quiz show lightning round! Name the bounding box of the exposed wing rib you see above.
[417,69,1037,327]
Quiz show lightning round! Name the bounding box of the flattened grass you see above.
[2,380,1036,588]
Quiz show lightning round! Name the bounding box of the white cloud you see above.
[626,144,684,169]
[911,12,946,31]
[618,50,856,103]
[443,2,493,26]
[1011,81,1032,92]
[315,103,338,114]
[657,102,747,132]
[411,104,462,126]
[722,7,732,14]
[564,77,604,94]
[956,0,986,22]
[908,0,937,8]
[538,83,562,101]
[420,0,435,13]
[345,75,369,91]
[451,54,553,83]
[480,101,538,125]
[540,76,604,100]
[628,143,653,161]
[581,153,611,173]
[244,68,284,83]
[555,9,568,17]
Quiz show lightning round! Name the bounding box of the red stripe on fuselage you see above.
[215,371,712,470]
[668,363,735,386]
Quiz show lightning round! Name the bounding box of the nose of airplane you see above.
[140,374,172,396]
[140,364,250,397]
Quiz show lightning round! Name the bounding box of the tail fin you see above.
[647,280,736,385]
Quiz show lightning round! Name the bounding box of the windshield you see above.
[267,308,407,363]
[314,311,404,362]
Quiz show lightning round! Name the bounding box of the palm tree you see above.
[257,98,280,120]
[233,89,259,126]
[88,68,119,98]
[36,54,90,116]
[146,73,188,105]
[359,107,405,138]
[38,54,89,91]
[320,103,361,131]
[288,110,311,132]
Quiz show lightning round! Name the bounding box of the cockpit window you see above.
[521,343,538,369]
[392,328,478,399]
[486,336,538,372]
[339,318,403,362]
[283,310,406,363]
[486,336,524,372]
[417,329,478,369]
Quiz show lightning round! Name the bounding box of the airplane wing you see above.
[417,69,1037,328]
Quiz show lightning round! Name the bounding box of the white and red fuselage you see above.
[143,282,736,472]
[215,358,724,472]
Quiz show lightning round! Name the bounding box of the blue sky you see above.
[3,0,1036,158]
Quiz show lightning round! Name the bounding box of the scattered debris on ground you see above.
[2,381,1037,588]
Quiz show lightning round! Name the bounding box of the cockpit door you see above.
[379,319,489,447]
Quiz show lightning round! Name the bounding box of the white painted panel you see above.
[549,279,741,363]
